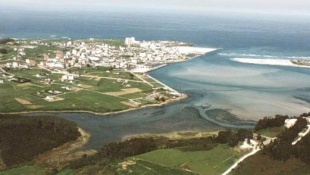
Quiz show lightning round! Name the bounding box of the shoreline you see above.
[0,93,188,116]
[232,58,310,68]
[147,73,181,96]
[1,47,216,116]
[0,46,216,117]
[124,130,219,141]
[1,63,188,116]
[129,47,218,73]
[33,127,96,169]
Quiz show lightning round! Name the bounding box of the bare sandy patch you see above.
[81,74,101,81]
[121,101,139,108]
[44,96,64,102]
[15,98,32,105]
[119,160,136,170]
[80,84,94,89]
[105,88,142,96]
[17,82,43,88]
[94,77,101,81]
[16,82,32,87]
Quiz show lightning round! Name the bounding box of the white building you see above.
[125,37,138,47]
[285,119,298,128]
[46,59,64,69]
[12,62,20,68]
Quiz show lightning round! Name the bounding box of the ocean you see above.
[2,9,310,149]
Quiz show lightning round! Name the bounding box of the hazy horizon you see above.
[0,0,309,17]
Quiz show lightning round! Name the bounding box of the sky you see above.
[0,0,309,16]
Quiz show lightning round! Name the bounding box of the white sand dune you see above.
[232,58,310,68]
[175,46,217,55]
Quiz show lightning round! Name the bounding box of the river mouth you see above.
[148,51,310,120]
[20,50,310,150]
[18,49,310,150]
[22,92,256,150]
[19,50,310,151]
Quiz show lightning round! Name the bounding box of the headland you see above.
[0,37,216,114]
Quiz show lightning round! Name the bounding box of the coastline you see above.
[34,127,96,168]
[0,93,188,116]
[1,46,217,116]
[232,58,310,68]
[124,130,219,141]
[129,47,218,73]
[1,59,189,115]
[147,73,181,96]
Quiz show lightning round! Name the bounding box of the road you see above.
[222,146,261,175]
[221,133,274,175]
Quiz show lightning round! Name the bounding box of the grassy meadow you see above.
[120,144,248,175]
[0,66,161,113]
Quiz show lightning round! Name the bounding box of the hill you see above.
[0,114,81,168]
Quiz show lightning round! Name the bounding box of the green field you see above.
[120,92,145,99]
[9,68,49,78]
[24,45,59,60]
[0,66,161,113]
[256,126,285,138]
[0,80,129,113]
[69,67,138,80]
[0,44,59,61]
[0,165,77,175]
[0,45,17,60]
[117,160,196,175]
[0,38,177,113]
[101,39,126,48]
[0,165,46,175]
[126,144,247,175]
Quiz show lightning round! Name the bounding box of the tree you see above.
[0,48,7,54]
[155,96,160,101]
[0,38,14,44]
[128,72,134,79]
[294,134,310,164]
[271,141,292,161]
[160,97,166,102]
[216,130,232,144]
[256,134,262,141]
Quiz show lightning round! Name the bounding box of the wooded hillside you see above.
[0,114,81,167]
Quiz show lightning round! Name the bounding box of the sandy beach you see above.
[232,58,310,68]
[175,46,218,55]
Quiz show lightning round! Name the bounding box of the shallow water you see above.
[6,10,310,149]
[24,104,227,150]
[149,52,310,120]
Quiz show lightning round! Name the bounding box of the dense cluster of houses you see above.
[4,37,195,73]
[0,38,214,95]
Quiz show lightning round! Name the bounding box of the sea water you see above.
[2,9,310,149]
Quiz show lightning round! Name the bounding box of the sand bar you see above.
[175,46,218,55]
[232,58,310,68]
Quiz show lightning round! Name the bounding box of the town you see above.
[0,37,216,113]
[2,37,215,72]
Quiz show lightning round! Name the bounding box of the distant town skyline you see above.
[0,0,309,16]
